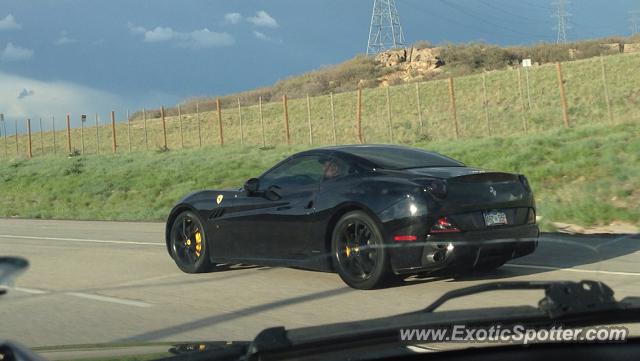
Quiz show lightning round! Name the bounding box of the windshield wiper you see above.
[147,280,638,361]
[241,280,639,360]
[423,280,618,318]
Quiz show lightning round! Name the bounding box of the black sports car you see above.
[165,145,539,289]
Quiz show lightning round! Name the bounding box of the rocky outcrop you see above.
[600,43,623,53]
[624,43,640,53]
[374,47,444,85]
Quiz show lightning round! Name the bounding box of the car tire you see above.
[169,210,214,273]
[331,211,391,290]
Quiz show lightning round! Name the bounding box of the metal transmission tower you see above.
[552,0,571,44]
[630,10,640,35]
[366,0,406,55]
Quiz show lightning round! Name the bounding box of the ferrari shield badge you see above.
[216,195,224,205]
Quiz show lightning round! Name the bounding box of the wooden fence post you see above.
[95,114,100,155]
[1,115,6,157]
[386,86,393,143]
[161,106,168,149]
[517,68,528,133]
[196,103,202,148]
[127,109,132,152]
[259,96,266,147]
[237,98,244,145]
[482,72,491,136]
[306,94,313,145]
[330,92,337,145]
[556,62,570,128]
[27,118,32,159]
[448,77,460,140]
[39,118,44,155]
[178,105,184,150]
[599,55,613,124]
[356,88,363,144]
[143,108,148,150]
[52,116,57,155]
[111,111,117,153]
[415,83,424,136]
[66,114,72,153]
[14,119,18,156]
[80,114,86,154]
[282,95,290,145]
[524,66,532,109]
[216,99,224,146]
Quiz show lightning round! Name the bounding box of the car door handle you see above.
[276,205,291,211]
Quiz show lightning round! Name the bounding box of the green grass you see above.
[1,121,638,230]
[1,52,639,158]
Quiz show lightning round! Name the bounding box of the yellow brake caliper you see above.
[194,231,202,258]
[345,245,351,257]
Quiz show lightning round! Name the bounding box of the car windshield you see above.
[0,1,639,360]
[338,146,465,169]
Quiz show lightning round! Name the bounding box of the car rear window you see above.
[339,146,464,170]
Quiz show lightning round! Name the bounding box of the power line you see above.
[552,0,571,44]
[518,0,555,12]
[438,0,551,39]
[477,0,552,25]
[367,0,406,55]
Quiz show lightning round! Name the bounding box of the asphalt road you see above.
[1,218,639,349]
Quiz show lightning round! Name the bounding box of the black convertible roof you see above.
[306,144,465,170]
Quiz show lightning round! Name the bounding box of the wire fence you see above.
[1,52,639,159]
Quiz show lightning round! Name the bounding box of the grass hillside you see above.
[1,121,638,230]
[3,51,640,157]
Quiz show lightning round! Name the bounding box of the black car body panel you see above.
[166,145,539,275]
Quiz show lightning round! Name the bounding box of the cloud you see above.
[54,30,77,46]
[253,31,282,44]
[1,43,33,61]
[128,23,234,48]
[246,11,279,28]
[127,22,146,34]
[17,88,34,99]
[186,29,234,48]
[224,13,242,24]
[143,26,175,42]
[0,71,124,124]
[0,14,21,30]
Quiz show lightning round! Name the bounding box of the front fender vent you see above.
[209,208,226,219]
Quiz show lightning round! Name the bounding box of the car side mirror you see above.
[244,178,260,195]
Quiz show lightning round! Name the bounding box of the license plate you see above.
[484,211,508,226]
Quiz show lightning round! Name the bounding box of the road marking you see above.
[110,273,184,288]
[65,292,152,308]
[0,234,163,247]
[8,287,50,295]
[506,263,640,277]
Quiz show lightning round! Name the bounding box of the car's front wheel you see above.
[331,211,391,290]
[169,211,214,273]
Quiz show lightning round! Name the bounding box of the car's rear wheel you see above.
[169,211,214,273]
[332,211,391,290]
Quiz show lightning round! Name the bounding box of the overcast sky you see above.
[0,0,637,125]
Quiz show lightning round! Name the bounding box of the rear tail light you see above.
[430,217,461,233]
[393,235,418,242]
[527,208,536,224]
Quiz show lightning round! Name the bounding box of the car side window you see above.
[260,156,325,189]
[320,156,355,182]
